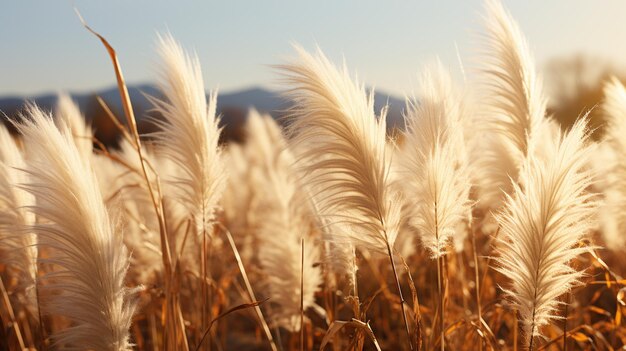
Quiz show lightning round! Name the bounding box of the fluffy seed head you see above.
[494,118,597,340]
[150,33,226,237]
[17,105,139,350]
[279,45,401,255]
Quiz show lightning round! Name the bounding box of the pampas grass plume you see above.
[599,78,626,248]
[17,105,139,350]
[401,61,472,258]
[494,118,597,342]
[278,45,402,255]
[150,33,226,237]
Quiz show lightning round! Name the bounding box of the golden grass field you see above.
[1,1,626,350]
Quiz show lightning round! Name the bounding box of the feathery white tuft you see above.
[55,93,92,161]
[599,78,626,248]
[222,143,257,262]
[0,124,37,295]
[243,110,322,331]
[474,0,547,208]
[279,45,401,255]
[400,61,472,258]
[150,33,226,237]
[325,238,358,289]
[17,105,139,350]
[494,118,597,341]
[482,0,545,159]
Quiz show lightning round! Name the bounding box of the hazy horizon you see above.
[2,0,626,97]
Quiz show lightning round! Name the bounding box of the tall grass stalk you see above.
[77,16,187,349]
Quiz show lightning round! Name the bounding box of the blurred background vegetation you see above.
[545,55,625,139]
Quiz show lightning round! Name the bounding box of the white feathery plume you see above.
[17,106,139,350]
[55,93,92,161]
[587,141,613,193]
[472,134,519,210]
[482,0,545,160]
[244,110,322,330]
[599,77,626,248]
[306,175,359,289]
[223,110,289,263]
[401,62,472,259]
[222,111,296,266]
[244,109,288,165]
[602,78,626,129]
[532,117,562,163]
[278,45,402,255]
[325,234,358,289]
[0,123,37,297]
[150,33,226,237]
[258,227,320,332]
[312,187,358,289]
[290,124,359,288]
[474,0,547,208]
[222,143,257,261]
[389,144,417,261]
[278,47,414,344]
[494,118,597,343]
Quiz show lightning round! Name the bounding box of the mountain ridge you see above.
[0,84,406,143]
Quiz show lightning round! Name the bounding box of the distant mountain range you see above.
[0,84,406,143]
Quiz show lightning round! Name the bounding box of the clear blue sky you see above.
[1,1,625,97]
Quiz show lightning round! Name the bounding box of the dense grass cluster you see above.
[2,1,626,350]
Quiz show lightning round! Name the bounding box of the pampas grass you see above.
[401,61,472,259]
[242,111,322,331]
[4,2,626,350]
[400,62,473,350]
[474,0,547,209]
[55,93,92,161]
[494,118,597,347]
[599,78,626,248]
[278,45,412,348]
[0,123,37,306]
[149,35,227,343]
[279,45,402,256]
[150,33,226,238]
[16,105,139,350]
[482,0,545,160]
